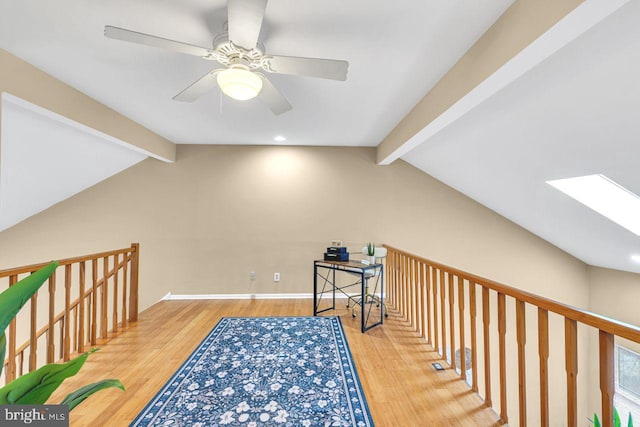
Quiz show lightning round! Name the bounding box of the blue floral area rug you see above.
[131,316,374,426]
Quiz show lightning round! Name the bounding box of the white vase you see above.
[368,255,376,265]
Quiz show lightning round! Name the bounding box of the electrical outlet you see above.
[249,271,256,281]
[274,272,280,282]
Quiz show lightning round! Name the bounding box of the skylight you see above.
[547,174,640,236]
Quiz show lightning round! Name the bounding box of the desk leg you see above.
[313,264,318,316]
[332,269,336,309]
[361,271,366,333]
[381,265,385,325]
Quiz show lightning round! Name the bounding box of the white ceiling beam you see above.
[0,49,176,163]
[376,0,629,166]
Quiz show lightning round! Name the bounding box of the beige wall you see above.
[588,266,640,332]
[0,144,588,308]
[0,144,593,424]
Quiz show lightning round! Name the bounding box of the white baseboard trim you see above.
[161,292,385,301]
[162,293,314,300]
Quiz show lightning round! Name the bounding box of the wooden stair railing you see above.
[384,244,640,427]
[1,243,139,385]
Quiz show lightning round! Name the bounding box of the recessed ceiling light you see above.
[274,135,286,142]
[547,174,640,236]
[631,254,640,264]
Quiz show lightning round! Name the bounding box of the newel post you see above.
[128,243,140,322]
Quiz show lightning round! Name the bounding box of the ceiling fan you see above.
[104,0,349,115]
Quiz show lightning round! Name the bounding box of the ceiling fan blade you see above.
[105,25,215,59]
[227,0,267,50]
[173,70,222,102]
[258,75,292,115]
[267,55,349,81]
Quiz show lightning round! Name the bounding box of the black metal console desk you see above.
[313,259,384,333]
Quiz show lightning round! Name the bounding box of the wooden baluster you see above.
[47,273,56,363]
[482,287,492,407]
[409,258,415,329]
[86,289,92,347]
[393,253,400,312]
[404,255,409,321]
[399,255,405,317]
[72,305,78,353]
[425,264,432,345]
[398,255,404,318]
[394,254,398,311]
[410,258,415,329]
[516,300,527,427]
[63,264,71,361]
[7,275,18,382]
[498,292,508,423]
[458,276,466,381]
[59,320,64,360]
[469,281,478,392]
[416,260,421,334]
[102,256,109,339]
[395,252,400,311]
[29,287,38,372]
[416,261,422,336]
[449,273,456,371]
[440,269,447,361]
[384,251,393,310]
[18,352,23,376]
[387,252,398,310]
[91,258,98,345]
[432,267,439,353]
[129,243,140,322]
[565,318,578,427]
[418,262,425,339]
[78,261,86,353]
[538,308,549,427]
[113,254,119,330]
[396,252,400,311]
[599,330,614,427]
[122,255,128,327]
[389,251,395,309]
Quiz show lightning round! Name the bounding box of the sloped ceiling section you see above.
[402,0,640,273]
[0,94,148,232]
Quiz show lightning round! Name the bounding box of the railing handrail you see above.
[383,245,640,344]
[0,246,135,277]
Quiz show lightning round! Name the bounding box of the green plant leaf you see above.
[0,262,58,338]
[0,348,96,405]
[0,332,6,378]
[615,408,622,427]
[61,379,124,411]
[629,413,634,427]
[594,413,601,427]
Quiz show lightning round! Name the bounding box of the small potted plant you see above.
[367,242,376,264]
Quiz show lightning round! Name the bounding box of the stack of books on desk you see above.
[324,246,349,262]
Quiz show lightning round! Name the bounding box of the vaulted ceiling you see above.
[1,0,639,274]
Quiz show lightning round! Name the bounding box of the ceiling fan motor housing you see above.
[211,32,268,70]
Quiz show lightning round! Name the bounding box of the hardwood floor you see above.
[51,299,501,426]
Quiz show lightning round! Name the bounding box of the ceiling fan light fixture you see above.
[217,66,263,101]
